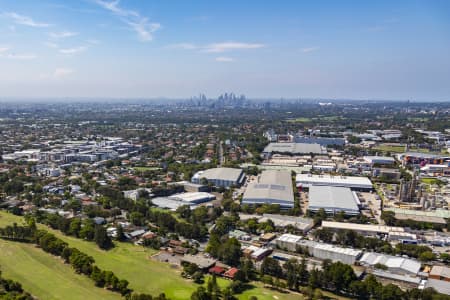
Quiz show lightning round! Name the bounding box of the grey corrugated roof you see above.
[196,167,244,182]
[430,266,450,279]
[308,186,359,213]
[359,252,421,275]
[296,174,373,188]
[263,143,325,155]
[426,279,450,295]
[242,170,294,206]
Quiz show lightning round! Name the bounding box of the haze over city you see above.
[2,1,450,300]
[0,0,449,101]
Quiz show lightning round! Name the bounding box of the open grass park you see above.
[0,211,329,300]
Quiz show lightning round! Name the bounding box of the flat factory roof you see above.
[168,192,216,203]
[263,143,326,155]
[321,221,404,234]
[193,167,244,182]
[308,186,360,214]
[242,170,294,207]
[276,233,303,244]
[296,174,373,189]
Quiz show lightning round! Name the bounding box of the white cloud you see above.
[38,68,75,80]
[44,42,59,48]
[0,47,36,60]
[49,31,78,39]
[168,41,265,53]
[3,12,51,27]
[166,43,197,50]
[95,0,138,17]
[53,68,74,78]
[215,56,234,62]
[2,53,37,60]
[59,46,87,55]
[95,0,160,42]
[125,19,160,41]
[86,39,101,45]
[301,46,320,53]
[204,42,265,53]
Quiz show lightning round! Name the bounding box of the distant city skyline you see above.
[0,0,449,101]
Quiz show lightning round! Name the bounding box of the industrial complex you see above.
[307,186,361,215]
[191,167,245,187]
[296,174,373,190]
[262,142,326,157]
[242,170,295,208]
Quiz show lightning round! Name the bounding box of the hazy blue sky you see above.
[0,0,449,100]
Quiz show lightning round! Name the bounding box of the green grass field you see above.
[373,145,406,153]
[133,166,161,172]
[421,178,446,186]
[0,211,313,300]
[286,117,312,123]
[0,240,121,300]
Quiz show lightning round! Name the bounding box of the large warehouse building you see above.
[363,156,396,165]
[151,192,216,211]
[294,136,345,147]
[191,167,245,187]
[296,174,373,191]
[262,142,326,157]
[242,170,294,209]
[308,186,360,215]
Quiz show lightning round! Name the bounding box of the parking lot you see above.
[152,251,182,266]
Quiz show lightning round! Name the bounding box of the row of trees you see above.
[382,211,445,231]
[35,212,113,249]
[0,223,133,296]
[0,267,34,300]
[33,229,129,295]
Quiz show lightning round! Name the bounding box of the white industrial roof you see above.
[168,192,215,203]
[372,270,421,284]
[277,233,303,244]
[261,214,314,231]
[151,197,197,210]
[314,243,362,257]
[242,170,294,206]
[251,248,271,258]
[192,167,244,182]
[263,143,326,155]
[359,252,421,275]
[296,174,373,189]
[426,279,450,295]
[321,221,404,234]
[308,186,360,214]
[363,156,395,163]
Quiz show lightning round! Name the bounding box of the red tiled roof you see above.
[224,267,239,278]
[209,266,225,274]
